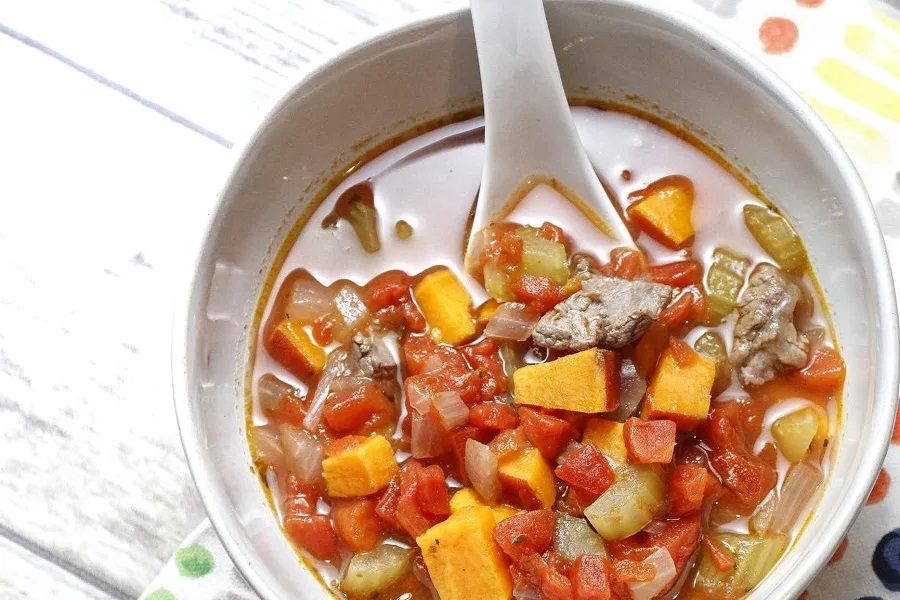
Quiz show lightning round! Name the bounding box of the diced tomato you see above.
[623,418,677,464]
[494,509,556,563]
[792,346,845,394]
[448,425,494,485]
[539,559,576,600]
[396,461,440,538]
[323,383,394,434]
[282,493,317,517]
[610,559,655,583]
[668,337,697,368]
[415,464,450,516]
[272,394,307,426]
[331,498,382,552]
[283,514,339,561]
[282,473,321,499]
[490,427,532,460]
[558,488,592,518]
[362,270,413,312]
[403,336,480,402]
[659,291,693,330]
[323,435,366,458]
[649,260,702,288]
[478,223,524,270]
[512,274,569,313]
[633,320,670,379]
[572,555,613,600]
[700,403,777,509]
[598,247,648,280]
[375,477,402,530]
[469,402,518,430]
[538,222,571,249]
[520,407,577,460]
[311,314,336,346]
[555,444,616,502]
[668,464,708,516]
[515,552,575,600]
[703,535,736,572]
[462,339,509,400]
[400,299,427,333]
[645,512,701,572]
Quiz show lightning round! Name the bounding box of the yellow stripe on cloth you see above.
[815,57,900,122]
[845,24,900,80]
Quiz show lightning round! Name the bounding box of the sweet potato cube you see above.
[642,344,716,431]
[267,319,327,379]
[498,447,556,509]
[626,175,695,250]
[416,506,513,600]
[413,268,476,345]
[322,435,399,498]
[513,348,619,413]
[449,488,523,524]
[582,418,628,462]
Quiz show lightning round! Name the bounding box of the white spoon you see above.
[465,0,636,270]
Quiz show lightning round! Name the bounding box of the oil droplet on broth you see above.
[395,220,414,239]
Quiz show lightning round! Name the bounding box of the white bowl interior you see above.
[175,2,898,599]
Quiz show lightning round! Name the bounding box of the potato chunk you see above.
[413,268,476,345]
[514,348,619,413]
[322,435,398,497]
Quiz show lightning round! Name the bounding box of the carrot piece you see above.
[267,319,327,379]
[626,175,695,250]
[633,320,670,379]
[555,444,616,503]
[493,509,556,563]
[649,259,702,288]
[283,514,339,561]
[572,554,613,600]
[623,418,677,464]
[469,402,519,430]
[331,498,383,552]
[668,464,708,516]
[703,535,737,572]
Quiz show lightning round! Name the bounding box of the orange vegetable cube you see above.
[626,175,695,250]
[321,435,399,498]
[413,268,476,345]
[582,418,628,462]
[498,447,556,509]
[513,348,619,413]
[642,343,716,431]
[267,319,327,379]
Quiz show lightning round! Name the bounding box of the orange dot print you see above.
[828,537,849,565]
[867,468,891,505]
[892,402,900,444]
[760,17,799,54]
[797,0,825,7]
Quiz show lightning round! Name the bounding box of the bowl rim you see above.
[172,2,900,599]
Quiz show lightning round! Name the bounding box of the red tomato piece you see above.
[610,559,655,583]
[396,461,440,538]
[462,339,509,400]
[668,464,708,516]
[598,247,648,281]
[645,512,701,573]
[282,493,317,517]
[511,274,568,313]
[633,320,670,379]
[283,514,339,561]
[469,402,518,430]
[375,476,402,531]
[323,383,394,434]
[311,314,336,346]
[494,509,556,563]
[323,435,366,458]
[478,223,524,270]
[793,346,845,394]
[362,270,412,312]
[403,336,480,403]
[448,425,494,485]
[659,291,693,330]
[649,260,702,288]
[490,427,532,461]
[572,555,613,600]
[703,535,736,572]
[555,444,616,502]
[415,464,450,517]
[538,222,571,249]
[668,337,697,368]
[623,418,677,464]
[331,498,383,552]
[400,299,427,333]
[272,394,307,427]
[519,407,577,460]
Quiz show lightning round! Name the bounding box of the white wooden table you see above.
[0,1,459,597]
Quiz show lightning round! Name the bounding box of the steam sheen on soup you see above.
[246,107,844,600]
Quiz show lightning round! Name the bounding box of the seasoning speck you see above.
[395,219,414,239]
[512,534,527,545]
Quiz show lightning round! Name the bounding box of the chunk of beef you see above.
[731,264,809,386]
[532,274,673,351]
[349,333,399,399]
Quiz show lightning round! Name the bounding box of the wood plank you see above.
[0,535,116,600]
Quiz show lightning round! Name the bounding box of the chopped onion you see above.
[432,391,469,430]
[771,461,823,535]
[554,513,607,561]
[484,303,540,341]
[256,373,296,412]
[330,376,372,393]
[422,355,444,374]
[303,349,348,431]
[513,585,541,600]
[610,358,646,421]
[407,378,433,415]
[280,424,323,484]
[465,439,501,503]
[248,426,283,467]
[411,412,450,458]
[628,547,677,600]
[749,490,778,537]
[333,286,369,330]
[286,276,333,322]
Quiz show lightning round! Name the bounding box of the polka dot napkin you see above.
[145,1,900,599]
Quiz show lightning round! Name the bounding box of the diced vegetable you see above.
[649,259,703,288]
[693,533,787,597]
[449,487,523,524]
[626,175,696,249]
[633,320,670,380]
[331,286,370,342]
[256,373,296,413]
[303,349,348,431]
[286,275,334,322]
[667,464,709,516]
[554,512,607,561]
[494,509,555,562]
[519,227,570,284]
[749,491,777,537]
[498,447,557,509]
[743,204,807,273]
[514,348,620,413]
[555,443,616,501]
[642,340,716,431]
[703,536,737,573]
[581,418,628,462]
[248,426,283,468]
[771,407,824,463]
[413,268,477,345]
[466,439,502,503]
[793,346,846,394]
[321,434,399,497]
[572,554,613,600]
[432,390,470,430]
[280,424,324,484]
[623,418,677,464]
[520,407,576,459]
[484,302,540,341]
[416,506,513,600]
[611,358,647,421]
[340,544,414,596]
[323,383,394,435]
[469,402,518,430]
[484,263,516,302]
[693,331,733,398]
[331,498,383,552]
[770,461,823,535]
[705,248,750,324]
[411,411,451,458]
[284,514,339,561]
[584,462,666,540]
[267,319,327,379]
[627,547,677,600]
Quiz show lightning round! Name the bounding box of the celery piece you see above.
[693,533,787,597]
[693,331,733,397]
[743,205,807,273]
[584,463,666,541]
[519,229,570,284]
[341,544,414,596]
[771,408,820,463]
[554,513,607,561]
[705,248,750,324]
[484,263,515,301]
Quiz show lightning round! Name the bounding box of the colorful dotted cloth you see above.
[146,1,900,598]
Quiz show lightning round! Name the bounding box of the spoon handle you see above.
[468,0,634,250]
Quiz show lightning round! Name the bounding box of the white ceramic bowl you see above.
[173,2,900,599]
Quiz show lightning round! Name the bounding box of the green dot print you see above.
[145,590,176,600]
[174,544,215,578]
